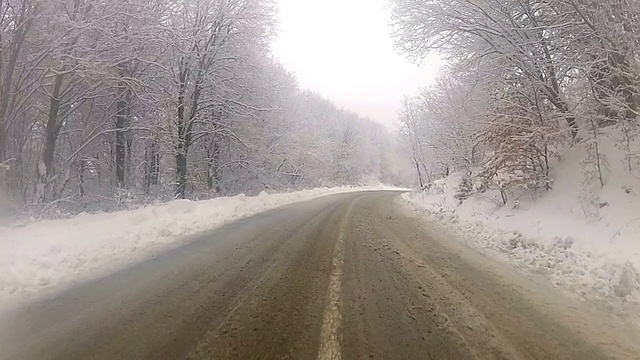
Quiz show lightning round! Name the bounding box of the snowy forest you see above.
[0,0,407,216]
[393,0,640,201]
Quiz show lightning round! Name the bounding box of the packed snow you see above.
[0,185,395,311]
[401,126,640,306]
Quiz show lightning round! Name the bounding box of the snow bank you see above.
[0,185,396,310]
[402,126,640,304]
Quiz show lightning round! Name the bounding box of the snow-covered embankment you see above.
[401,127,640,306]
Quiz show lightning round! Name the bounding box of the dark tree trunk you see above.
[35,71,65,202]
[539,37,579,139]
[96,152,101,182]
[607,47,637,119]
[150,141,160,186]
[548,84,578,140]
[565,112,578,140]
[79,158,86,197]
[114,85,131,189]
[211,138,221,194]
[206,137,214,191]
[143,146,151,195]
[0,124,6,164]
[175,71,188,199]
[144,139,160,195]
[544,88,578,139]
[0,2,37,177]
[206,112,223,194]
[206,138,222,194]
[175,78,191,199]
[595,51,637,121]
[175,146,188,199]
[126,136,133,187]
[174,58,201,199]
[115,118,126,189]
[414,158,425,189]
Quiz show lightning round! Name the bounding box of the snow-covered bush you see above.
[453,172,473,202]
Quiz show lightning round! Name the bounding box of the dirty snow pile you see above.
[0,185,393,309]
[402,126,640,304]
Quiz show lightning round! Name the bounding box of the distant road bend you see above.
[2,191,639,359]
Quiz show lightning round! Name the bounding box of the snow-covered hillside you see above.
[0,185,394,311]
[402,126,640,305]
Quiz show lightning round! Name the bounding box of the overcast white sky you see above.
[271,0,442,128]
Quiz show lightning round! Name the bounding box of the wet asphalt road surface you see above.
[1,191,639,359]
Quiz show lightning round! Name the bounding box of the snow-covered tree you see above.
[391,0,640,200]
[0,0,407,215]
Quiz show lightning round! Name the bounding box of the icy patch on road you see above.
[0,185,399,311]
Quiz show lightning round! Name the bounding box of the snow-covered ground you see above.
[401,126,640,306]
[0,185,395,311]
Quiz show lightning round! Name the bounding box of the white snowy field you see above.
[0,185,397,311]
[401,126,640,306]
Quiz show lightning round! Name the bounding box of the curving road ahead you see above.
[1,191,639,359]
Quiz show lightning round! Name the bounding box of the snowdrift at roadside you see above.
[401,126,640,304]
[0,185,396,310]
